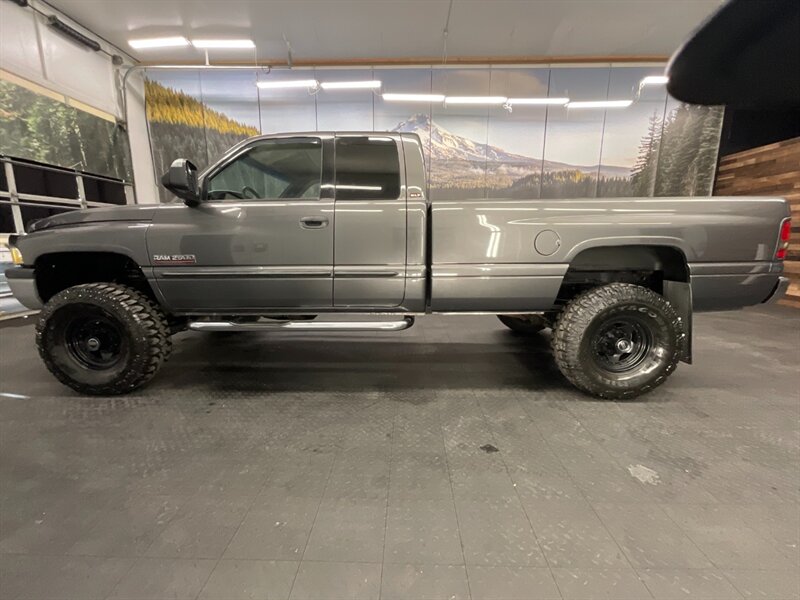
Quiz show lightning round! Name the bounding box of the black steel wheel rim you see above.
[591,315,652,373]
[65,312,125,370]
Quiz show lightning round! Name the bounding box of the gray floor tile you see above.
[195,461,272,497]
[562,455,654,504]
[384,498,464,564]
[467,565,561,600]
[108,557,216,600]
[145,496,250,559]
[68,494,186,557]
[593,503,714,569]
[380,564,470,600]
[198,559,298,600]
[723,569,800,599]
[289,561,381,600]
[323,451,390,500]
[0,499,105,555]
[224,497,319,560]
[638,568,744,599]
[0,555,134,600]
[455,496,547,566]
[509,461,585,503]
[660,503,798,569]
[257,456,334,501]
[552,568,651,600]
[390,452,453,500]
[303,497,386,562]
[522,499,629,568]
[448,452,518,499]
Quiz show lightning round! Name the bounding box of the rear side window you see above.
[335,137,400,200]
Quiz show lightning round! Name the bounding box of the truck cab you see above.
[152,132,426,314]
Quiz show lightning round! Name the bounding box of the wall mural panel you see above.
[0,78,132,181]
[144,65,723,202]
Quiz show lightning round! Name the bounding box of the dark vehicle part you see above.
[667,0,800,107]
[36,283,171,395]
[162,158,200,204]
[552,283,683,400]
[497,314,549,334]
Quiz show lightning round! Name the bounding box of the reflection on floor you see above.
[0,306,798,599]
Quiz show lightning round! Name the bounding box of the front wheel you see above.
[552,283,683,399]
[36,283,171,395]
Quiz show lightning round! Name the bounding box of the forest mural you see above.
[0,79,132,181]
[144,66,723,202]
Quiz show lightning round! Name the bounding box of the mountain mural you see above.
[143,74,722,202]
[391,113,632,199]
[393,113,631,177]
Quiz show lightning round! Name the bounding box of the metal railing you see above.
[0,156,134,235]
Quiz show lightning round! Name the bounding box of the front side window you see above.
[335,137,401,201]
[206,138,322,200]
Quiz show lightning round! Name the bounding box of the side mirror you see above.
[161,159,200,206]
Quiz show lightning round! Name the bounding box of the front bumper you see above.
[4,267,43,310]
[763,276,790,305]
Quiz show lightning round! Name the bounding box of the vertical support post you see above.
[3,160,25,234]
[76,174,88,209]
[123,184,134,205]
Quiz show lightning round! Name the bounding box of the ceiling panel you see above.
[45,0,723,63]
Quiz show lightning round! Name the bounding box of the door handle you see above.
[300,216,329,229]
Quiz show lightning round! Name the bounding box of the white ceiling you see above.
[46,0,724,64]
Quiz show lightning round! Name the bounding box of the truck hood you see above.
[28,204,160,232]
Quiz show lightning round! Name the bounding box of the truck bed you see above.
[428,196,789,312]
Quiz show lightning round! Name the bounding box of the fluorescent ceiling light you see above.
[129,36,190,49]
[320,80,382,90]
[445,96,507,105]
[382,93,445,102]
[256,79,319,89]
[567,100,633,109]
[507,97,569,105]
[641,75,669,86]
[192,39,255,49]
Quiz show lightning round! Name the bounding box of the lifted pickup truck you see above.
[5,132,791,398]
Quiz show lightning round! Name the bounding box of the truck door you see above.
[148,136,334,312]
[333,135,407,307]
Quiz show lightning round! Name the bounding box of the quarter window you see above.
[335,137,400,201]
[206,138,322,200]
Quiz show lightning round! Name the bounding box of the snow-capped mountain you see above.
[392,113,630,179]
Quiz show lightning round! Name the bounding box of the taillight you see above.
[776,218,791,260]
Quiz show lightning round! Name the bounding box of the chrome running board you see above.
[188,316,415,332]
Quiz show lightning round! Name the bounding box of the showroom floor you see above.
[0,306,798,600]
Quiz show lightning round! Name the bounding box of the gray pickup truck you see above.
[5,132,792,398]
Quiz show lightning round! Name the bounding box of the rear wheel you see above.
[497,314,549,334]
[552,283,683,399]
[36,283,171,395]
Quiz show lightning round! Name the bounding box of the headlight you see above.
[10,246,24,265]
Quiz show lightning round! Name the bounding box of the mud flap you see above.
[663,280,692,364]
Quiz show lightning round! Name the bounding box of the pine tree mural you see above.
[144,79,260,200]
[629,111,663,196]
[0,79,132,180]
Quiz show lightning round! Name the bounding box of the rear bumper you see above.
[4,267,42,310]
[763,276,790,305]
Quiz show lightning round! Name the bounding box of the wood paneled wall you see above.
[714,136,800,307]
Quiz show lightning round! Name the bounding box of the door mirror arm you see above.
[161,159,200,206]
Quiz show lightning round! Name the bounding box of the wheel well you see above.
[557,245,689,304]
[35,252,158,304]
